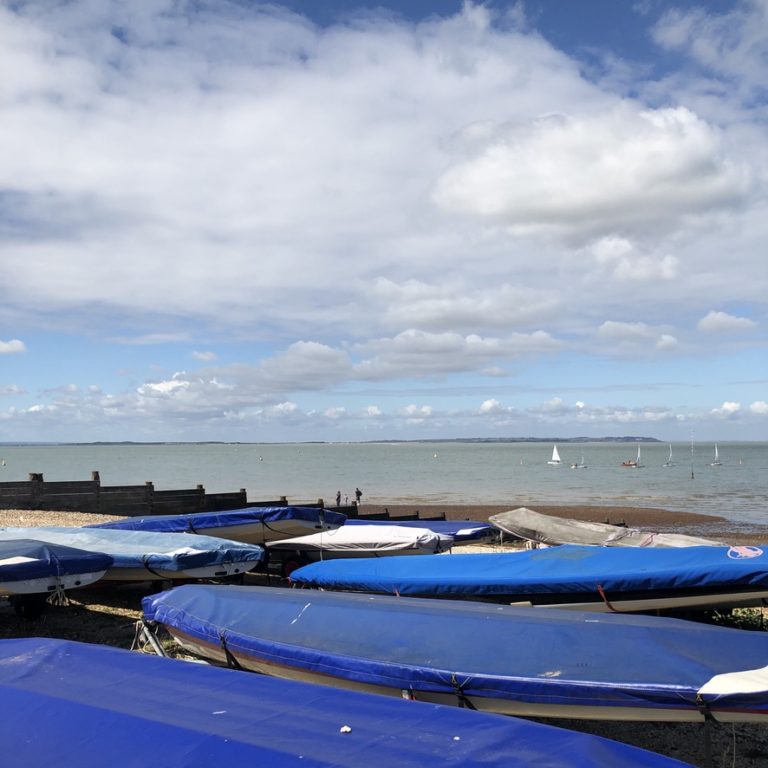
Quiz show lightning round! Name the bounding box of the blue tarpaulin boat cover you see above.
[0,527,263,573]
[290,544,768,599]
[345,518,495,543]
[0,539,112,582]
[87,505,347,533]
[143,585,768,720]
[0,638,690,767]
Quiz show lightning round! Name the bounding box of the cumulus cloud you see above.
[711,401,741,418]
[697,310,758,332]
[0,339,26,354]
[373,278,560,331]
[590,236,679,282]
[432,106,750,237]
[354,329,560,380]
[596,321,678,354]
[749,401,768,415]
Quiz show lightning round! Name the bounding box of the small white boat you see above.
[711,444,722,466]
[547,445,562,465]
[663,444,674,467]
[570,454,587,469]
[267,524,452,560]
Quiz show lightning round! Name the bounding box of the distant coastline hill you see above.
[0,437,662,446]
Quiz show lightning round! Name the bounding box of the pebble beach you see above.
[1,503,767,767]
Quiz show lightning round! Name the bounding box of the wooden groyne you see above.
[0,472,253,517]
[0,473,445,521]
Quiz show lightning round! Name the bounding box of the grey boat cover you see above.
[490,508,723,547]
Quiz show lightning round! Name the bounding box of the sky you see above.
[0,0,766,443]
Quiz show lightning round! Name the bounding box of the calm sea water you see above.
[0,441,766,527]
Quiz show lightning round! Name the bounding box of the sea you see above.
[0,441,766,528]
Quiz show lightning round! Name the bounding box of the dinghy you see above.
[344,518,496,545]
[88,505,346,544]
[0,638,688,768]
[489,507,724,548]
[143,584,768,722]
[290,544,768,612]
[267,524,453,561]
[0,539,112,597]
[0,527,263,581]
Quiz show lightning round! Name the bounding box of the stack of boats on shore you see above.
[4,503,768,766]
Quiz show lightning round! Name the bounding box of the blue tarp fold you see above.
[0,638,690,767]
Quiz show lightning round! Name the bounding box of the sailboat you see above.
[663,444,674,467]
[547,445,562,465]
[621,444,643,468]
[570,454,587,469]
[711,444,722,466]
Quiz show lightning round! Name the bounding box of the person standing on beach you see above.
[336,490,341,507]
[355,487,362,504]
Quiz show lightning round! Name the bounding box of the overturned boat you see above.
[289,543,768,612]
[88,505,346,544]
[143,584,768,723]
[0,527,263,581]
[0,638,688,768]
[490,507,724,548]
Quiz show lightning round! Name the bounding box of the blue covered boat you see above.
[289,544,768,611]
[88,505,346,543]
[345,518,496,545]
[143,584,768,723]
[0,527,263,581]
[0,638,689,767]
[0,539,112,596]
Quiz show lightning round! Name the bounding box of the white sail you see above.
[663,444,674,467]
[547,445,561,465]
[711,444,722,466]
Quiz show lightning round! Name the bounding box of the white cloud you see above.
[373,278,560,331]
[711,401,741,418]
[479,398,502,414]
[697,310,758,333]
[364,405,382,417]
[0,339,26,354]
[192,350,217,362]
[750,401,768,415]
[433,106,750,237]
[656,334,678,350]
[652,3,768,98]
[355,329,559,380]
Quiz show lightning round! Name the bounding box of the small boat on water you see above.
[290,543,768,612]
[711,444,722,466]
[547,444,562,465]
[570,454,587,469]
[663,443,674,467]
[489,508,724,548]
[622,444,643,468]
[143,584,768,723]
[88,505,346,544]
[0,527,263,581]
[344,518,495,545]
[0,638,688,768]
